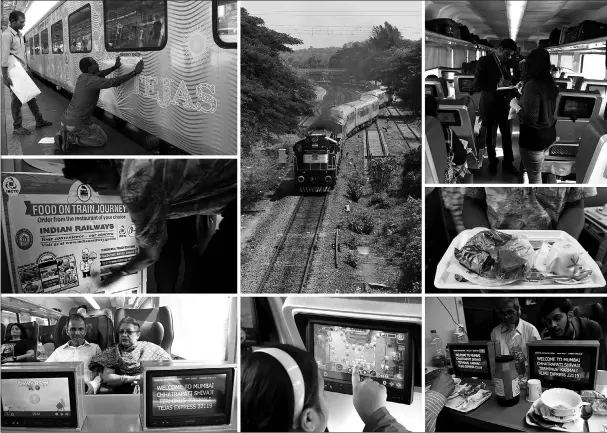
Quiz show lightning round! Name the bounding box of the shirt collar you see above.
[501,319,525,335]
[9,27,21,37]
[64,340,91,348]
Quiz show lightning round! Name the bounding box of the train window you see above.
[1,311,18,328]
[68,4,92,54]
[214,0,237,48]
[41,29,49,54]
[51,20,64,54]
[560,54,574,71]
[103,0,167,51]
[582,54,606,80]
[34,33,40,55]
[27,38,33,56]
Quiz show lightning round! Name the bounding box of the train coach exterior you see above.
[24,0,236,155]
[309,104,357,139]
[362,89,391,107]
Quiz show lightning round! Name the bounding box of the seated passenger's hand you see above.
[510,98,521,111]
[114,56,121,68]
[430,371,455,398]
[85,383,94,395]
[99,266,126,289]
[352,366,387,424]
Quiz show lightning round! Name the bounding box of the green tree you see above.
[241,8,315,154]
[369,22,403,51]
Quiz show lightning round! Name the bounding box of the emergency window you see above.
[51,20,64,54]
[41,29,49,54]
[68,4,92,53]
[103,0,167,51]
[214,0,237,48]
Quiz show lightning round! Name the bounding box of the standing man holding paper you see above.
[474,38,519,176]
[1,11,52,136]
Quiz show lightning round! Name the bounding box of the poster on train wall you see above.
[2,173,145,294]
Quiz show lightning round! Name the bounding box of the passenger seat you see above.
[425,116,448,182]
[436,97,482,169]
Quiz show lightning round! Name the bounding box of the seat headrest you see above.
[54,315,114,350]
[139,322,165,346]
[573,303,605,325]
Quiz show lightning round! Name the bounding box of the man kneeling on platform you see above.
[54,56,143,153]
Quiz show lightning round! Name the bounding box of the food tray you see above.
[444,384,492,413]
[435,228,606,290]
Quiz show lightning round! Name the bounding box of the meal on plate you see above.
[581,390,607,415]
[453,229,591,283]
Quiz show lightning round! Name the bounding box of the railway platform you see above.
[1,77,152,156]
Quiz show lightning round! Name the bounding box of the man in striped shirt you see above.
[1,10,52,135]
[426,371,455,432]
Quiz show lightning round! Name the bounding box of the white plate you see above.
[434,228,606,290]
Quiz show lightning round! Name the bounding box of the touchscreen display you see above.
[559,96,595,118]
[151,374,226,417]
[458,78,475,93]
[530,347,596,389]
[436,111,460,126]
[313,324,405,390]
[1,378,71,418]
[451,347,489,375]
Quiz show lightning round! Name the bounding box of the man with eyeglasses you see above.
[540,298,605,370]
[46,314,102,395]
[490,298,540,358]
[90,317,170,394]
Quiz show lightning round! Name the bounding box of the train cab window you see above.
[437,110,462,127]
[103,0,167,51]
[41,29,49,54]
[557,96,596,119]
[68,4,92,53]
[33,33,40,55]
[214,0,237,48]
[582,54,607,80]
[51,20,64,54]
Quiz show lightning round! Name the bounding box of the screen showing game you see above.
[555,81,569,90]
[586,85,607,97]
[528,342,599,391]
[458,78,476,93]
[558,96,596,118]
[146,369,233,428]
[313,324,406,391]
[437,111,461,126]
[426,85,437,97]
[2,378,71,417]
[450,347,490,377]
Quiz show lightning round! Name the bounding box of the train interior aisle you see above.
[425,0,607,184]
[1,79,149,156]
[1,296,238,432]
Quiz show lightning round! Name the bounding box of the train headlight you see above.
[297,176,305,183]
[325,176,332,183]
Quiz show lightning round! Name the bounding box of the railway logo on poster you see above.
[15,229,33,250]
[3,176,21,196]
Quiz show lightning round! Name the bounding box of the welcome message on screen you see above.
[152,375,226,417]
[534,350,593,383]
[452,349,488,374]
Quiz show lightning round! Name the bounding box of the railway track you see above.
[257,194,328,293]
[367,126,387,157]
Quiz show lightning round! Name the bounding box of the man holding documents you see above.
[1,11,52,136]
[54,56,144,153]
[474,38,519,176]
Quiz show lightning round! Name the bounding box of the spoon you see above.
[581,402,593,433]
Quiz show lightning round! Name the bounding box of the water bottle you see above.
[430,330,446,368]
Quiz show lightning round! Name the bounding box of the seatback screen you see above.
[1,378,71,418]
[151,374,226,417]
[586,84,607,97]
[313,324,406,391]
[558,96,596,119]
[458,78,475,93]
[437,111,461,126]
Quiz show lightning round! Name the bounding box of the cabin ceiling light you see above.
[506,0,527,43]
[84,295,100,310]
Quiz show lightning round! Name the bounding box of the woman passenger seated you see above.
[1,323,35,363]
[89,317,170,394]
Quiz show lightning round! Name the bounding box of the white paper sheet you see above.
[8,56,41,104]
